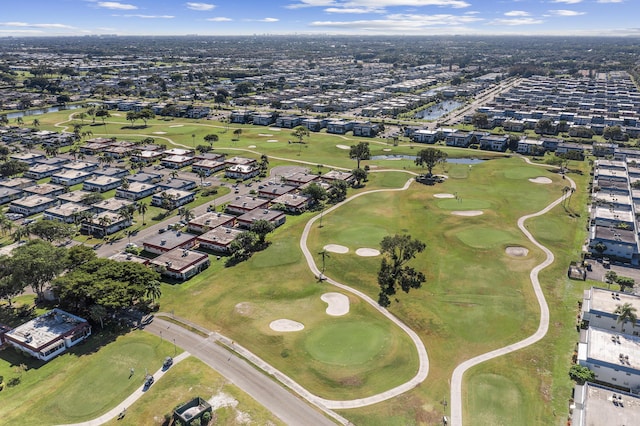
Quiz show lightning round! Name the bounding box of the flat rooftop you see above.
[24,183,65,195]
[6,309,87,351]
[586,287,640,317]
[94,197,134,211]
[143,230,197,249]
[587,327,640,372]
[149,248,208,272]
[189,212,235,229]
[46,202,92,217]
[198,226,242,245]
[573,383,640,426]
[593,226,637,244]
[592,206,634,223]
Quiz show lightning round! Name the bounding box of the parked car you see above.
[144,375,154,389]
[163,356,173,369]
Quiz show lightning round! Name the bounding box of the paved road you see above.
[143,317,341,426]
[298,175,431,409]
[449,164,576,426]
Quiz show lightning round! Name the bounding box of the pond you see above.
[370,155,485,165]
[414,100,463,120]
[5,104,83,120]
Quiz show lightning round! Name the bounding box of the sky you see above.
[0,0,637,37]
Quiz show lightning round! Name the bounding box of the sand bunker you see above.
[452,210,484,216]
[270,319,304,332]
[151,131,167,135]
[169,124,184,128]
[529,177,552,184]
[267,139,278,143]
[234,302,254,317]
[506,246,529,257]
[248,145,256,148]
[434,193,455,199]
[383,148,392,152]
[356,248,380,257]
[336,144,350,150]
[324,244,349,254]
[111,113,121,116]
[268,127,281,131]
[321,292,350,316]
[258,134,273,137]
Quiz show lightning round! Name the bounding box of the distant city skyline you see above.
[0,0,637,37]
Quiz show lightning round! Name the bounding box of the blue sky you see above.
[0,0,637,37]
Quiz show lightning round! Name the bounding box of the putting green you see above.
[503,166,547,180]
[304,321,389,366]
[456,228,515,249]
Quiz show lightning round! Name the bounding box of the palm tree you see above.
[145,279,162,302]
[137,201,148,225]
[32,118,40,129]
[181,208,195,223]
[69,145,79,161]
[615,303,638,328]
[561,186,571,207]
[169,170,179,179]
[97,216,112,237]
[12,226,30,242]
[15,116,24,127]
[196,169,207,186]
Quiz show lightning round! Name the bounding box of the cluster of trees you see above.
[605,271,635,292]
[225,219,275,266]
[0,240,161,327]
[301,180,349,207]
[126,108,155,127]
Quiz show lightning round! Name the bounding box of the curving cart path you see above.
[299,176,431,409]
[449,173,576,426]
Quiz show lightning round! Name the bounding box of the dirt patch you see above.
[324,244,349,254]
[452,210,483,216]
[234,302,254,317]
[506,246,529,257]
[528,177,552,184]
[355,248,380,257]
[269,319,304,332]
[434,193,455,199]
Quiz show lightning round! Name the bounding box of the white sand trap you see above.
[383,148,392,152]
[506,246,529,257]
[434,193,455,199]
[151,131,167,135]
[111,113,121,116]
[169,124,184,128]
[268,127,281,131]
[529,177,553,184]
[336,144,350,150]
[324,244,349,254]
[321,292,350,316]
[248,145,256,148]
[258,134,273,137]
[270,319,304,332]
[452,210,484,216]
[267,139,278,143]
[356,248,380,257]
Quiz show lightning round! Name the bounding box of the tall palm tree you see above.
[12,226,30,242]
[15,116,24,127]
[145,279,162,302]
[169,170,179,179]
[196,169,206,186]
[561,186,571,207]
[137,202,148,225]
[32,118,40,129]
[615,302,638,328]
[181,208,195,223]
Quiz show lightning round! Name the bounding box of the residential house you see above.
[187,212,235,234]
[446,131,474,148]
[578,327,640,393]
[62,161,99,173]
[151,189,195,210]
[0,187,22,205]
[44,202,93,223]
[580,287,640,334]
[3,309,91,362]
[83,175,123,192]
[24,164,63,180]
[236,208,286,229]
[131,150,164,165]
[23,183,66,198]
[93,167,129,179]
[571,382,640,426]
[10,152,45,165]
[142,230,198,255]
[128,171,162,184]
[50,170,93,187]
[80,211,131,236]
[283,172,319,187]
[224,156,257,168]
[197,227,243,253]
[161,155,194,169]
[149,248,210,281]
[225,196,269,216]
[0,177,34,190]
[116,182,158,201]
[191,159,226,176]
[92,197,135,214]
[589,225,638,261]
[225,164,260,181]
[352,122,380,137]
[326,120,355,135]
[275,115,303,128]
[257,183,296,200]
[271,192,312,213]
[57,190,92,205]
[11,195,58,217]
[252,113,276,126]
[479,134,509,152]
[556,143,586,159]
[322,170,355,184]
[158,178,197,192]
[412,129,439,144]
[516,138,545,155]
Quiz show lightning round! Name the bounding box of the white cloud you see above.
[325,7,384,13]
[596,0,623,3]
[0,21,74,29]
[504,10,529,17]
[96,2,138,10]
[206,17,232,21]
[186,2,216,11]
[311,13,482,33]
[488,18,544,26]
[548,9,586,16]
[122,15,175,19]
[288,0,470,10]
[259,17,280,22]
[550,0,582,4]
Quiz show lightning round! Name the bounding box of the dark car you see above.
[163,356,173,369]
[144,375,154,389]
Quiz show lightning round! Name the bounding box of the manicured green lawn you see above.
[0,331,178,424]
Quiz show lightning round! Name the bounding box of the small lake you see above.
[414,100,463,120]
[5,104,83,120]
[370,155,485,165]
